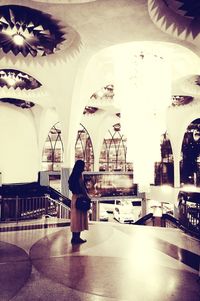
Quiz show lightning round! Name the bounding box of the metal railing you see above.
[0,194,70,222]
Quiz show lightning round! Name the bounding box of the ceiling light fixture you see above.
[12,33,25,46]
[6,76,16,87]
[0,69,41,90]
[0,5,67,57]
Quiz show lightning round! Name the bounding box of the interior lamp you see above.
[12,33,25,46]
[114,49,171,193]
[6,76,16,87]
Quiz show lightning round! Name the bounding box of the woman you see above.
[68,160,89,244]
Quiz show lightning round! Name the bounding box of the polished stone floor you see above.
[0,222,199,301]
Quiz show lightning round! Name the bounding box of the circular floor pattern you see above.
[30,254,200,300]
[30,224,113,259]
[0,241,32,301]
[30,225,200,301]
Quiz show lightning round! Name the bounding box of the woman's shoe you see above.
[71,238,87,244]
[79,238,87,243]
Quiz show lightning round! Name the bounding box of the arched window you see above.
[75,124,94,171]
[99,123,132,172]
[180,119,200,186]
[154,132,174,185]
[42,122,64,171]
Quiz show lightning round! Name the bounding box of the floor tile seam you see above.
[29,252,107,261]
[149,247,199,273]
[151,238,200,256]
[113,225,200,270]
[0,258,31,264]
[114,225,200,256]
[150,232,200,250]
[28,263,131,301]
[0,223,70,232]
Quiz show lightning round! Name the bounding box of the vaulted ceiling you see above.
[0,0,200,134]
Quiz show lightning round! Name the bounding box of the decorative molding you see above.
[0,97,35,109]
[90,84,114,101]
[148,0,200,45]
[83,106,98,115]
[0,69,41,90]
[171,95,194,106]
[0,4,82,65]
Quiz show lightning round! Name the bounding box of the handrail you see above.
[134,213,153,225]
[0,193,71,222]
[46,186,71,209]
[162,213,200,240]
[46,195,70,219]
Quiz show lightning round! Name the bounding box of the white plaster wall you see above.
[0,103,39,183]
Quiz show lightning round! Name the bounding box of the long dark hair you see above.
[68,160,85,193]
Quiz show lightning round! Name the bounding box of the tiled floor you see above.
[0,222,199,301]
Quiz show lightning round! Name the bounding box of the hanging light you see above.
[12,33,25,46]
[114,45,171,193]
[6,76,16,87]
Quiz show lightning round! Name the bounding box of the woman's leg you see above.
[71,232,86,244]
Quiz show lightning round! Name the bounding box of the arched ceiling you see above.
[0,0,200,130]
[148,0,200,50]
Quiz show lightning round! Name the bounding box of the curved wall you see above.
[0,103,39,183]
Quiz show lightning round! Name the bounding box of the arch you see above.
[42,122,64,171]
[154,132,174,185]
[75,123,94,171]
[99,124,132,172]
[180,118,200,186]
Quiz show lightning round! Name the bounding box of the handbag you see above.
[76,195,91,211]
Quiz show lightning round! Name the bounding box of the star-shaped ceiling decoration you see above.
[0,69,41,90]
[175,0,200,18]
[171,95,193,106]
[0,98,35,108]
[90,85,114,101]
[0,5,66,57]
[83,106,99,115]
[148,0,200,41]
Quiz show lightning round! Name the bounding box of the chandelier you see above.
[0,5,66,57]
[0,69,41,89]
[171,95,193,106]
[114,47,171,192]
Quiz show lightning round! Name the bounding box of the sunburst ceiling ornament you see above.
[174,0,200,19]
[0,97,35,108]
[171,95,193,106]
[83,106,98,115]
[113,123,121,131]
[90,84,114,101]
[148,0,200,41]
[0,5,66,57]
[0,69,41,89]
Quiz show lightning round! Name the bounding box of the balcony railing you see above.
[0,194,70,222]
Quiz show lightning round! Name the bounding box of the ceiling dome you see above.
[0,69,41,90]
[0,98,35,108]
[0,5,67,57]
[148,0,200,47]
